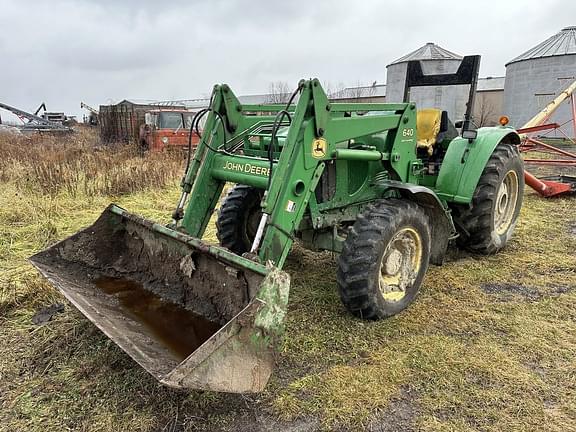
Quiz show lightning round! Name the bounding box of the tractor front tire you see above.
[216,185,263,255]
[337,199,431,320]
[453,143,524,254]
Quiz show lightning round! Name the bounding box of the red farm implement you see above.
[517,79,576,197]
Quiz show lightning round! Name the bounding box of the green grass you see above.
[1,138,575,431]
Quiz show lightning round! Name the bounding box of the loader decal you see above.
[312,138,327,159]
[224,161,270,177]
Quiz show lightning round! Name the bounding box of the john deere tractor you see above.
[30,56,524,393]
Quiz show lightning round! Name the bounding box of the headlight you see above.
[161,137,169,144]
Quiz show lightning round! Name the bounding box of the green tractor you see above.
[30,56,524,392]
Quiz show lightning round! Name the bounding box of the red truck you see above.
[139,109,200,153]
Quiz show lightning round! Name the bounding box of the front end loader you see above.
[30,57,524,393]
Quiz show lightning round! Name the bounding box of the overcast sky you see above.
[0,0,574,121]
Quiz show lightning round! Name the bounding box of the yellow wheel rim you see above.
[379,227,423,302]
[494,170,519,236]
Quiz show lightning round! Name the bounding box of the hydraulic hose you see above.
[184,108,228,174]
[250,83,303,254]
[266,83,303,192]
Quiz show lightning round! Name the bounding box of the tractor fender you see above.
[436,127,520,204]
[377,181,454,265]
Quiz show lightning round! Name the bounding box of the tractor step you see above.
[29,204,289,393]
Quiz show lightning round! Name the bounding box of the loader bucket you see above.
[29,204,290,393]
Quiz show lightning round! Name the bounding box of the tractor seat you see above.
[416,109,444,156]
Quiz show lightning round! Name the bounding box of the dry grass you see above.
[0,131,575,431]
[0,128,184,197]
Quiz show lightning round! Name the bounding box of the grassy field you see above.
[0,130,575,431]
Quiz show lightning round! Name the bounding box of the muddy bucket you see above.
[29,204,289,393]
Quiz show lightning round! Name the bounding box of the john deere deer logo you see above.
[312,138,327,159]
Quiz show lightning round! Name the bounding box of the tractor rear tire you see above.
[337,199,431,320]
[453,143,524,254]
[216,185,263,255]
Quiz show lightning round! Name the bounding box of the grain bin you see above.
[504,26,576,136]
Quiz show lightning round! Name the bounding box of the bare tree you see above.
[265,81,291,104]
[327,81,379,102]
[346,81,378,100]
[265,80,379,104]
[324,81,346,99]
[475,93,497,126]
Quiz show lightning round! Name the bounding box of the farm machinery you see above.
[138,109,200,153]
[81,102,99,126]
[0,101,72,133]
[30,56,525,393]
[516,78,576,197]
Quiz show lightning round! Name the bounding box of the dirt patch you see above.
[366,387,419,432]
[160,396,321,432]
[481,283,540,300]
[549,285,573,295]
[226,414,320,432]
[31,303,64,325]
[481,283,573,301]
[525,361,547,379]
[568,221,576,237]
[440,245,473,263]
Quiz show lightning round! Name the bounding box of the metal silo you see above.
[504,26,576,136]
[386,43,470,121]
